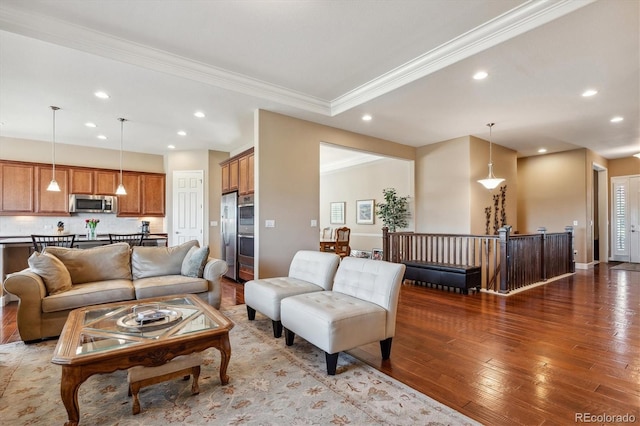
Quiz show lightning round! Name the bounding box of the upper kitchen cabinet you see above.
[95,170,118,195]
[36,165,70,215]
[0,162,35,214]
[117,172,165,217]
[69,169,118,195]
[141,174,165,216]
[221,148,254,195]
[238,151,254,195]
[117,173,142,216]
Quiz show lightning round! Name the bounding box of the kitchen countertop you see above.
[0,233,168,245]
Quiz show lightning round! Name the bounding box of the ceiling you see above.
[0,0,638,161]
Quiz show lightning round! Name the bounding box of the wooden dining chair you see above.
[334,227,351,258]
[108,233,145,247]
[31,234,76,253]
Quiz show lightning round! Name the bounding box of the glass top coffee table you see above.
[51,294,234,426]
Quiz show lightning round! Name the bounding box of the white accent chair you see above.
[244,250,340,338]
[280,257,406,375]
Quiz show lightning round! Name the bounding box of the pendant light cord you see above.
[51,106,59,175]
[119,118,125,184]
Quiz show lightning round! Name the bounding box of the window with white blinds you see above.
[612,177,628,258]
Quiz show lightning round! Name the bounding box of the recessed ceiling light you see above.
[538,148,547,153]
[582,89,598,97]
[168,145,176,149]
[610,116,624,123]
[97,135,107,140]
[362,114,372,121]
[177,130,187,136]
[194,111,205,118]
[85,122,97,128]
[94,91,110,99]
[473,71,488,80]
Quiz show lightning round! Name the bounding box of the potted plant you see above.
[375,188,410,232]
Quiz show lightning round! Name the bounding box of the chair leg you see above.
[272,320,283,338]
[380,337,393,360]
[284,328,295,346]
[247,305,256,320]
[325,352,339,375]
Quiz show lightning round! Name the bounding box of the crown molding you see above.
[330,0,597,115]
[0,4,331,115]
[0,0,595,118]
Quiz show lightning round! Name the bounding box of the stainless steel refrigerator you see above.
[220,192,237,280]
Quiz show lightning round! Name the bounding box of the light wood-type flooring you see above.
[2,263,638,425]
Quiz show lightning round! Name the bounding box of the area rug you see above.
[611,262,640,272]
[0,304,478,425]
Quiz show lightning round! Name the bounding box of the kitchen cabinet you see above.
[117,173,142,216]
[36,166,70,214]
[238,152,254,195]
[117,173,165,217]
[0,162,35,214]
[70,169,118,195]
[220,148,253,195]
[69,169,94,194]
[141,174,165,216]
[0,160,165,217]
[95,170,118,195]
[229,159,239,192]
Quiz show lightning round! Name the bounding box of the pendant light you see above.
[115,117,127,195]
[477,122,505,190]
[46,106,61,192]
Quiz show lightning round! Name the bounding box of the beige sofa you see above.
[3,240,227,342]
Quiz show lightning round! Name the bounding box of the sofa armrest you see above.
[3,270,48,341]
[202,257,228,309]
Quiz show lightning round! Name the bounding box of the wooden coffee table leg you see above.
[218,333,232,385]
[60,366,83,426]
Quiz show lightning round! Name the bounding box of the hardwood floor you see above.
[1,264,638,425]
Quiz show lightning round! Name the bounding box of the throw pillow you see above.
[131,240,200,280]
[27,251,73,295]
[181,245,210,278]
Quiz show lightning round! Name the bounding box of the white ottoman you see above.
[127,352,203,415]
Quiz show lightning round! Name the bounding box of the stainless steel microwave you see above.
[69,194,117,214]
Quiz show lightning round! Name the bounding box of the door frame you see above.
[593,163,609,263]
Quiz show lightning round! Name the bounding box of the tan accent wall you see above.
[256,110,415,278]
[470,136,518,235]
[415,135,517,234]
[0,136,164,173]
[608,157,640,177]
[517,149,588,263]
[416,137,471,233]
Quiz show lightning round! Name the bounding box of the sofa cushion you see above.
[132,240,199,280]
[27,251,73,295]
[42,279,135,313]
[44,243,132,284]
[133,275,208,300]
[181,245,209,278]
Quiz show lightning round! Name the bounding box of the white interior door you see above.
[172,170,204,246]
[630,176,640,263]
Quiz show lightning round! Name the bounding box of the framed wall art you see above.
[356,199,375,225]
[330,201,346,225]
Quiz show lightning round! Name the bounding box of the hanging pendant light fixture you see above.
[477,122,505,190]
[46,106,61,192]
[115,117,127,195]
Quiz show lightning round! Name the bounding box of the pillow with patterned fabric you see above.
[181,245,209,278]
[28,251,73,295]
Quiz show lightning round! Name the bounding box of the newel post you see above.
[382,227,390,261]
[498,225,512,294]
[537,227,547,281]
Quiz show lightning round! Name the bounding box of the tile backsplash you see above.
[0,214,164,237]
